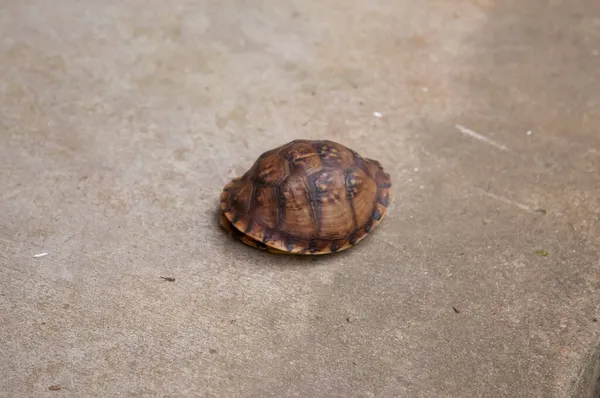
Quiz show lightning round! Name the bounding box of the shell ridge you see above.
[275,185,286,231]
[245,180,258,231]
[305,172,322,237]
[343,168,359,232]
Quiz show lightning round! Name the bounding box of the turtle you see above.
[219,139,392,255]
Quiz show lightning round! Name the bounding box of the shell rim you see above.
[219,177,392,255]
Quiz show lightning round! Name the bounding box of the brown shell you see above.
[219,139,392,254]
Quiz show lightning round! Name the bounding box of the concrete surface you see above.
[1,0,599,397]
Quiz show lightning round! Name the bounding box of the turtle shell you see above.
[219,139,391,254]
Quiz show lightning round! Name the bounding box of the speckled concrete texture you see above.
[1,0,599,397]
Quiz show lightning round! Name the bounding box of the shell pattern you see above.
[220,139,392,254]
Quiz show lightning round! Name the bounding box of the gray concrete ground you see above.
[1,0,599,397]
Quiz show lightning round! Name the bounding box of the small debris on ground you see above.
[526,130,532,135]
[535,208,547,215]
[346,317,351,323]
[452,306,460,314]
[209,348,218,354]
[535,249,549,257]
[33,252,49,258]
[160,277,176,282]
[592,318,598,322]
[373,111,382,118]
[48,385,61,391]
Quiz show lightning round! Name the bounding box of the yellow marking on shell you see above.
[258,169,273,180]
[321,144,340,160]
[315,172,334,192]
[293,153,319,161]
[322,193,339,204]
[346,175,361,197]
[316,181,329,192]
[234,184,249,200]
